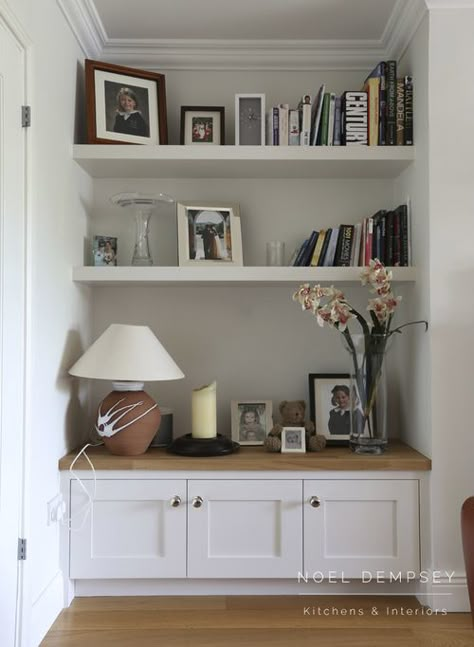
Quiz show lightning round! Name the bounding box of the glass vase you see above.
[343,333,391,455]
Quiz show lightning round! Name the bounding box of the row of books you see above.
[290,204,411,268]
[267,59,413,147]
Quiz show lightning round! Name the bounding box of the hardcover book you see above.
[323,228,340,266]
[333,96,342,146]
[299,95,312,146]
[318,93,331,145]
[310,84,326,145]
[404,76,414,145]
[289,109,300,146]
[342,91,368,145]
[396,79,405,146]
[334,225,355,266]
[386,60,397,145]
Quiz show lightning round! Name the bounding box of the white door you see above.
[304,479,419,578]
[0,8,28,647]
[70,479,187,578]
[188,479,302,578]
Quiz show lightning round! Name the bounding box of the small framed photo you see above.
[231,400,273,446]
[177,202,243,266]
[85,59,167,145]
[180,106,225,145]
[93,235,117,266]
[235,94,265,145]
[309,373,352,445]
[281,427,306,453]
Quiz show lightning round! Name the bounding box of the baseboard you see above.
[30,571,65,647]
[417,570,470,612]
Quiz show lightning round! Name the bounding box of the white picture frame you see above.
[231,400,273,446]
[235,94,266,146]
[281,427,306,453]
[177,202,243,266]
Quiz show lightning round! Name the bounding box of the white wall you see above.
[7,0,92,643]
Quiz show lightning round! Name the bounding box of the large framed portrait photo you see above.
[177,202,243,266]
[231,400,273,446]
[309,373,352,446]
[85,59,168,145]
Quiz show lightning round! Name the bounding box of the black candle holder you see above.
[167,433,239,457]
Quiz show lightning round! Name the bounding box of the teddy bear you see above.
[264,400,326,453]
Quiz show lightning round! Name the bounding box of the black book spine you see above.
[379,213,387,265]
[317,229,332,266]
[404,76,414,145]
[386,60,397,145]
[385,211,394,266]
[392,210,401,266]
[293,239,308,266]
[334,225,354,266]
[398,205,409,266]
[379,61,387,146]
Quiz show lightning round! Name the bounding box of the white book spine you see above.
[278,104,289,146]
[351,222,362,266]
[299,96,312,146]
[289,109,300,146]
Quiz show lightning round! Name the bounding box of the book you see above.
[396,78,405,145]
[333,96,342,146]
[364,217,374,265]
[271,106,279,145]
[278,104,289,146]
[318,228,332,266]
[379,61,387,145]
[310,84,325,145]
[327,93,336,146]
[404,76,414,145]
[371,210,387,262]
[392,208,401,266]
[334,225,355,266]
[350,222,362,266]
[293,239,309,266]
[342,91,368,145]
[288,243,302,266]
[310,229,326,266]
[363,76,380,145]
[289,109,300,146]
[299,95,312,146]
[318,93,331,145]
[323,228,340,266]
[386,60,397,145]
[385,211,394,266]
[300,230,319,266]
[395,204,409,266]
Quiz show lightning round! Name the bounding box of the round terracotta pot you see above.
[97,390,161,456]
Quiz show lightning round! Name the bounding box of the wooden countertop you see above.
[59,442,431,472]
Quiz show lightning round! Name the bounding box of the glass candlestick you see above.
[111,192,174,266]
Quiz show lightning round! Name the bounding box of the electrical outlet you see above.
[47,494,65,525]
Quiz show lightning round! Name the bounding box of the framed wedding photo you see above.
[177,202,243,266]
[281,427,306,453]
[180,106,225,145]
[231,400,273,446]
[85,59,168,145]
[309,373,351,446]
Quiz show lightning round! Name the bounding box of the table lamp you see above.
[69,324,184,455]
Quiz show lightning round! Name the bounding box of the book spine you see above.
[318,228,332,266]
[385,211,394,266]
[333,96,342,146]
[350,223,362,266]
[302,231,319,266]
[293,239,309,266]
[278,104,289,146]
[342,91,368,146]
[404,76,414,145]
[396,78,405,145]
[311,84,326,145]
[323,228,340,266]
[398,205,409,266]
[327,93,336,146]
[379,213,387,265]
[335,225,354,266]
[386,60,397,145]
[272,107,279,145]
[310,230,326,266]
[392,210,401,266]
[364,77,380,145]
[289,109,300,146]
[365,217,373,265]
[299,96,312,146]
[318,93,331,145]
[379,61,387,145]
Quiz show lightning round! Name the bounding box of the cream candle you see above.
[191,381,217,438]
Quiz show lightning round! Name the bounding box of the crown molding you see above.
[425,0,474,7]
[384,0,427,60]
[56,0,106,58]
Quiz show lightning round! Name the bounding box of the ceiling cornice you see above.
[425,0,474,7]
[57,0,430,71]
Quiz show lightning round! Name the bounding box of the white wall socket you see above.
[47,493,65,525]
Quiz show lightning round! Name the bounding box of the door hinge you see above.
[21,106,31,128]
[18,538,27,560]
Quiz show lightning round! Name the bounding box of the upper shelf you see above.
[72,266,417,287]
[72,145,415,180]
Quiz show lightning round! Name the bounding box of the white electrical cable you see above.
[64,441,103,532]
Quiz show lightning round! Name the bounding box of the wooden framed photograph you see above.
[177,202,243,266]
[85,59,167,145]
[235,94,265,145]
[231,400,273,446]
[309,373,352,446]
[281,427,306,453]
[180,106,225,145]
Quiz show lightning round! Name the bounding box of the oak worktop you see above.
[59,442,431,472]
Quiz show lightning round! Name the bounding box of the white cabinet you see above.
[69,479,186,579]
[303,479,419,578]
[187,479,302,578]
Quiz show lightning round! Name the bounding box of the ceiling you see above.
[92,0,399,41]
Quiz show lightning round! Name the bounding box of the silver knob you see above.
[170,495,181,507]
[310,496,321,508]
[192,496,203,508]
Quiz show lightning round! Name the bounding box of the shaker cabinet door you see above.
[303,479,419,578]
[70,479,186,578]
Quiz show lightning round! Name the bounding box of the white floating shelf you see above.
[72,145,415,180]
[72,266,417,287]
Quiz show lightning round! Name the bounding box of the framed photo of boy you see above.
[85,59,168,145]
[281,427,306,453]
[309,373,352,446]
[231,400,273,446]
[177,202,243,266]
[180,106,225,145]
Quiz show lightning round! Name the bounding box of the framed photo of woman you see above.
[308,373,352,446]
[85,59,168,145]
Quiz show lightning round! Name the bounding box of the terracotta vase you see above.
[96,389,161,456]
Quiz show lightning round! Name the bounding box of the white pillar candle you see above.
[192,381,217,438]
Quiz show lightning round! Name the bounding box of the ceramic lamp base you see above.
[167,433,239,457]
[96,388,161,456]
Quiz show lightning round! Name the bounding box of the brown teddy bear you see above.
[264,400,326,453]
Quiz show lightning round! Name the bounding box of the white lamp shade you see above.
[69,324,185,382]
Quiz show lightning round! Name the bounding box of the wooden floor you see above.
[41,596,474,647]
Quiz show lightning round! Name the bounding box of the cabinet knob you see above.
[192,496,204,508]
[309,496,321,508]
[169,495,181,507]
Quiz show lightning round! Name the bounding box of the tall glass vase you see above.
[343,333,391,455]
